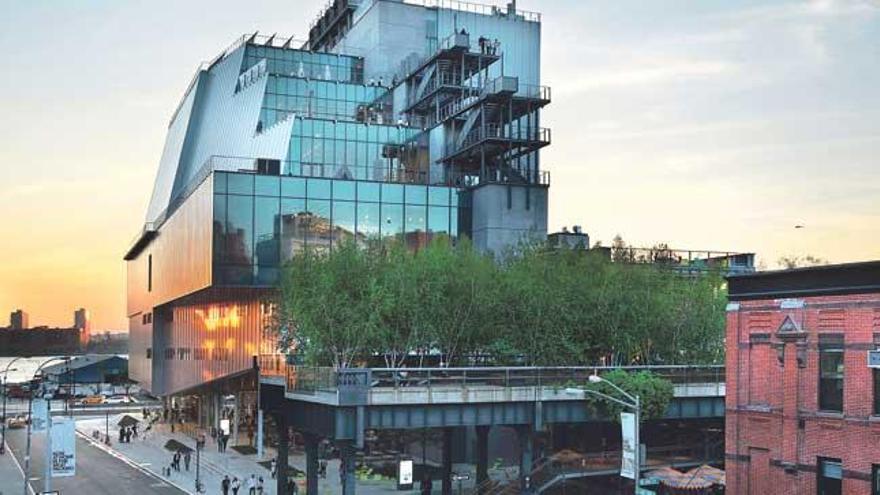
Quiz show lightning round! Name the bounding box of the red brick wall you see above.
[726,293,880,495]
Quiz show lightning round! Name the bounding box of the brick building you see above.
[725,261,880,495]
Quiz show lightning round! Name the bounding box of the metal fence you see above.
[287,365,724,393]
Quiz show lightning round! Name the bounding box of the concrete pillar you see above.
[517,426,534,493]
[442,427,453,495]
[305,433,320,495]
[340,441,357,495]
[275,414,288,495]
[475,425,490,492]
[232,395,239,445]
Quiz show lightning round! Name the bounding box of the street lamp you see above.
[2,355,28,455]
[1,366,21,455]
[21,356,69,495]
[566,374,642,494]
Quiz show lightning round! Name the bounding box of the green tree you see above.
[584,370,674,422]
[278,240,379,368]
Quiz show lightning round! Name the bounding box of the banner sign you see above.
[50,418,76,477]
[31,399,49,432]
[620,412,637,480]
[398,459,414,490]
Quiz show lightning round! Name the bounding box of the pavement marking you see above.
[4,439,37,495]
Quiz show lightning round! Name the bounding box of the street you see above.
[1,425,185,495]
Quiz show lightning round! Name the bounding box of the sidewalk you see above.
[0,441,31,495]
[74,414,408,494]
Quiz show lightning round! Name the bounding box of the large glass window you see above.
[381,204,403,238]
[213,171,461,284]
[254,197,279,267]
[357,202,380,241]
[333,201,356,244]
[818,343,844,412]
[306,199,332,250]
[225,195,254,266]
[817,457,842,495]
[280,198,307,261]
[428,206,450,234]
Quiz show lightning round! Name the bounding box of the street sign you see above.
[32,399,48,432]
[452,473,471,481]
[620,412,637,480]
[397,458,413,490]
[869,350,880,368]
[50,418,76,477]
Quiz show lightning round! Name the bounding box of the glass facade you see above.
[243,45,364,85]
[289,118,423,182]
[213,171,465,285]
[818,343,844,412]
[262,76,386,127]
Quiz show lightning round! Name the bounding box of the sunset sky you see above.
[1,0,878,331]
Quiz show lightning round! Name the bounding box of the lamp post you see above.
[1,365,21,455]
[21,356,68,495]
[2,356,27,455]
[566,374,641,494]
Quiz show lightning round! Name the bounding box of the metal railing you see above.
[287,365,724,393]
[608,247,755,273]
[458,124,551,151]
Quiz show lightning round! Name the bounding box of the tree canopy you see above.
[273,237,727,368]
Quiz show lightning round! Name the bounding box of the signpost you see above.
[397,458,414,491]
[620,412,637,480]
[50,418,76,478]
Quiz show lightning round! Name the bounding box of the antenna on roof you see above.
[282,35,296,49]
[246,32,259,44]
[265,33,277,46]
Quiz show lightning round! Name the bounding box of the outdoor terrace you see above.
[269,365,725,408]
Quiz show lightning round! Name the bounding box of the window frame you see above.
[818,342,844,413]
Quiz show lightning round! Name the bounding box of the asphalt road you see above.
[2,426,185,495]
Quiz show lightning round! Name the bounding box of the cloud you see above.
[557,59,738,93]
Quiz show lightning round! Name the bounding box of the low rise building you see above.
[725,261,880,495]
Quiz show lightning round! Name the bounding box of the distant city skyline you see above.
[0,0,878,330]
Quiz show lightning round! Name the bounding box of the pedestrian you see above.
[173,451,181,472]
[257,476,264,494]
[247,474,257,495]
[478,36,486,54]
[288,476,298,494]
[222,475,231,495]
[421,474,433,495]
[319,459,327,479]
[184,450,191,471]
[493,38,500,55]
[132,424,138,439]
[231,477,241,495]
[270,458,277,479]
[118,427,125,444]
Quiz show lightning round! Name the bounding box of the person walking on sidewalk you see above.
[231,477,241,495]
[184,450,191,471]
[257,476,265,494]
[246,474,257,495]
[270,458,277,479]
[222,475,231,495]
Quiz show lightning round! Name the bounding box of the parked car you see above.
[104,395,131,405]
[7,414,29,429]
[80,395,105,406]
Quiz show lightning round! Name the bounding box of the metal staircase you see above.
[396,31,551,188]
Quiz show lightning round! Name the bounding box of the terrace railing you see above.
[286,365,724,397]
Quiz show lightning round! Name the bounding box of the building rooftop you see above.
[727,260,880,301]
